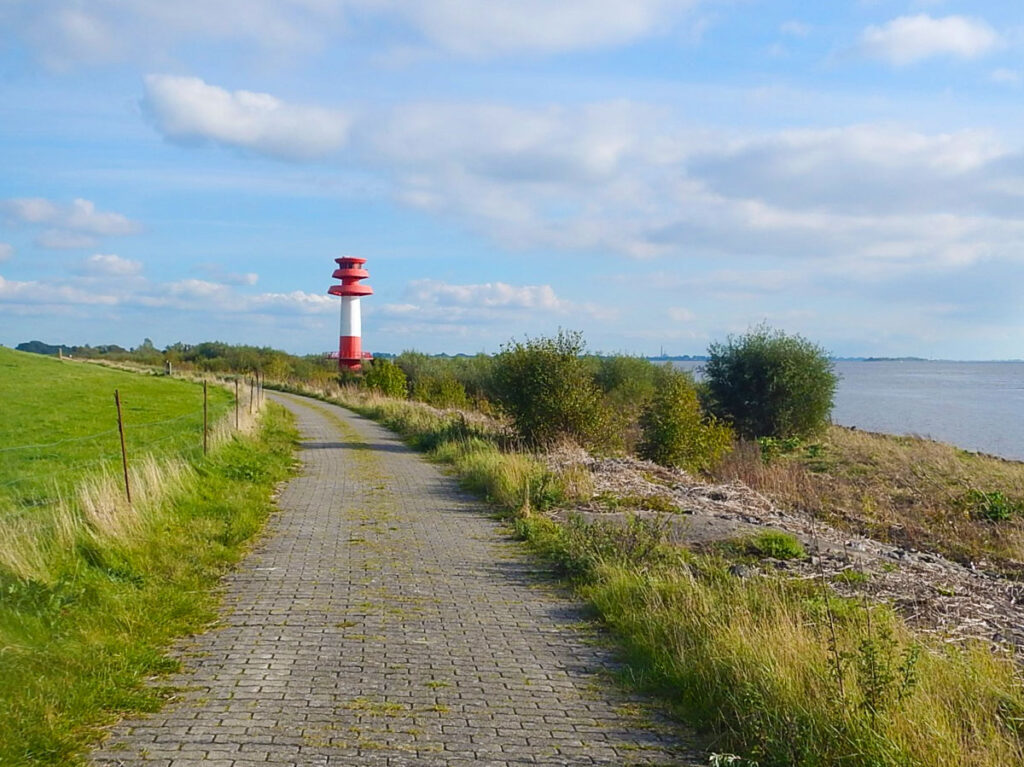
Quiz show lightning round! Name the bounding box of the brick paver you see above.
[92,392,701,766]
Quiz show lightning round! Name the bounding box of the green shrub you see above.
[596,492,682,514]
[394,350,495,409]
[745,531,806,560]
[361,358,408,398]
[411,374,470,409]
[833,569,871,585]
[490,330,613,450]
[638,371,733,473]
[704,325,838,440]
[756,435,803,463]
[517,514,669,581]
[961,489,1023,522]
[393,350,434,388]
[452,443,566,512]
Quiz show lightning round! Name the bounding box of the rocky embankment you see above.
[547,448,1024,654]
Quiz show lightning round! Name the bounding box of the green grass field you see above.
[0,348,232,512]
[0,347,296,765]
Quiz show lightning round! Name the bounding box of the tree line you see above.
[19,324,839,473]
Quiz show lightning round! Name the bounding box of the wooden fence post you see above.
[249,376,254,415]
[203,380,208,455]
[235,378,240,429]
[114,389,131,504]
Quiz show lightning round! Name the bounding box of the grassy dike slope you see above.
[277,380,1024,767]
[0,347,233,510]
[0,350,297,765]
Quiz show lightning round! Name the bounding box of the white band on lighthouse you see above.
[340,296,361,337]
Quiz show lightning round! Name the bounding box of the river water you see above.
[673,360,1024,461]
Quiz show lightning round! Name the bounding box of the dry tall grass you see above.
[588,557,1024,767]
[0,378,261,585]
[714,426,1024,572]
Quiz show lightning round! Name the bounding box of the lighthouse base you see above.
[338,335,369,372]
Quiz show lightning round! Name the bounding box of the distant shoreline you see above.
[653,355,1024,364]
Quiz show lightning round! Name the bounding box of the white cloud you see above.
[250,290,334,314]
[35,230,99,250]
[1,198,58,223]
[143,75,351,161]
[355,105,1024,282]
[3,0,347,70]
[0,274,120,310]
[2,197,140,249]
[195,265,260,286]
[779,20,810,37]
[162,278,233,301]
[667,307,695,322]
[687,125,1004,216]
[368,101,642,183]
[63,198,138,235]
[0,268,332,320]
[82,254,143,276]
[4,1,705,68]
[0,243,12,262]
[140,79,1024,300]
[377,278,614,324]
[132,80,1024,296]
[146,279,333,315]
[858,15,999,65]
[407,279,568,311]
[382,0,702,57]
[990,68,1021,85]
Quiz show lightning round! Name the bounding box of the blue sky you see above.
[1,1,1023,359]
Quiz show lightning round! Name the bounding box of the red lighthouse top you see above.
[328,256,373,297]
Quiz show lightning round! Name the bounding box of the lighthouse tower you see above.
[328,256,373,371]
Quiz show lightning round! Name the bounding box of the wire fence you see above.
[0,372,266,516]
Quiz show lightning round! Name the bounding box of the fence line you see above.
[0,428,121,454]
[0,373,264,513]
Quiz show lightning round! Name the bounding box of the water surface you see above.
[673,360,1024,461]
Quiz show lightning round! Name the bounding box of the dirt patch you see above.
[546,448,1024,653]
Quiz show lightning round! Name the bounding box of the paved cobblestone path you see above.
[92,392,701,766]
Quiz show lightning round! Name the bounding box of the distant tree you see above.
[704,324,837,440]
[15,341,61,355]
[133,337,161,364]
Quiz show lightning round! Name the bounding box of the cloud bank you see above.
[858,15,1000,65]
[1,197,140,249]
[4,0,706,69]
[137,75,1024,287]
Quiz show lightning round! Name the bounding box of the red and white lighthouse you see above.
[328,256,373,371]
